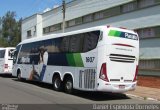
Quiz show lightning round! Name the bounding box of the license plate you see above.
[119,85,125,89]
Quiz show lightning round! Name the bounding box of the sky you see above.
[0,0,63,20]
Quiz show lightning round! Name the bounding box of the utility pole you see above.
[62,0,66,33]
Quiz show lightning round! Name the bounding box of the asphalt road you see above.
[0,74,159,110]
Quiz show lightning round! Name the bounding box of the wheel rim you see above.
[66,81,72,90]
[18,73,21,79]
[54,78,60,89]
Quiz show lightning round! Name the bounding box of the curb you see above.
[125,93,160,102]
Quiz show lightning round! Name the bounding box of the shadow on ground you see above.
[12,78,130,101]
[0,74,14,78]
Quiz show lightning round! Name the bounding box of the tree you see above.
[0,17,2,38]
[12,18,22,46]
[1,11,21,47]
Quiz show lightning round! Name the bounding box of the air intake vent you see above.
[109,54,135,63]
[84,69,96,89]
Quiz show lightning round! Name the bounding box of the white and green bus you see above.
[12,26,139,93]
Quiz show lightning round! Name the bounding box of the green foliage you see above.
[0,11,21,47]
[0,37,8,47]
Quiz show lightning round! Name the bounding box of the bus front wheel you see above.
[17,70,21,81]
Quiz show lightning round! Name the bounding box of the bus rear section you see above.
[0,47,15,74]
[97,27,139,93]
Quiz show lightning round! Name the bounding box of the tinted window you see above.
[18,42,40,64]
[83,31,100,52]
[17,31,100,64]
[13,45,21,64]
[0,50,5,58]
[69,34,84,53]
[60,37,70,52]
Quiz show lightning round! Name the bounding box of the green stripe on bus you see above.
[108,30,121,37]
[108,30,116,36]
[115,31,121,37]
[73,53,84,67]
[66,53,76,66]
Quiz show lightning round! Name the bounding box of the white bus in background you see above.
[0,47,15,74]
[12,26,139,94]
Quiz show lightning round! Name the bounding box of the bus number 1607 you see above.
[86,57,95,63]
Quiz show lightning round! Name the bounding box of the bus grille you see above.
[79,69,96,89]
[84,69,96,89]
[109,54,135,63]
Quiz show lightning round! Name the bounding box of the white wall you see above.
[21,14,42,41]
[54,5,160,33]
[42,0,133,28]
[37,15,42,37]
[22,0,133,40]
[21,0,160,41]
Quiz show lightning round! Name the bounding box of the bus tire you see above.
[17,70,21,81]
[64,77,73,94]
[52,75,62,91]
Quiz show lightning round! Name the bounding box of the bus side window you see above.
[69,34,84,53]
[60,37,70,52]
[83,31,99,52]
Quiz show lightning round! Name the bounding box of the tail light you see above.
[133,65,138,82]
[99,63,109,82]
[4,64,8,69]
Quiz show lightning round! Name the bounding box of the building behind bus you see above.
[21,0,160,76]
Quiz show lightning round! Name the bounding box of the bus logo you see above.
[108,30,138,40]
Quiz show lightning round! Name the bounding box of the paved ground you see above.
[127,86,160,101]
[0,74,159,110]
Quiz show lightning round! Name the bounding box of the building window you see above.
[43,23,61,34]
[43,27,49,34]
[139,60,160,70]
[27,30,31,37]
[68,19,76,27]
[121,1,137,13]
[83,14,93,23]
[103,6,120,18]
[50,26,55,32]
[138,0,155,8]
[49,24,61,32]
[137,27,156,39]
[54,23,61,31]
[75,17,82,25]
[94,11,104,20]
